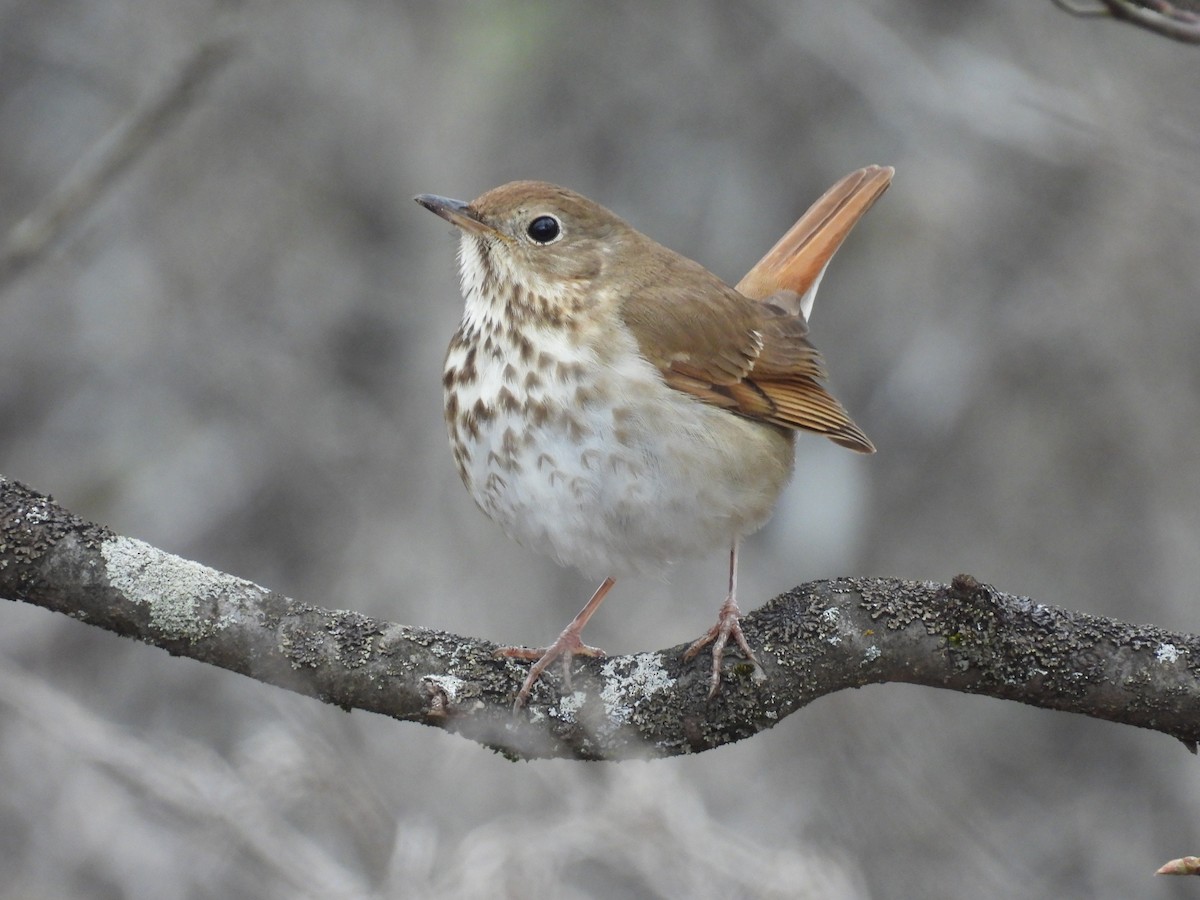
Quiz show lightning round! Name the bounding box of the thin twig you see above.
[1052,0,1200,42]
[1051,0,1113,17]
[0,40,239,290]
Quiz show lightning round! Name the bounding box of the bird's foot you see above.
[683,593,764,698]
[499,577,615,710]
[498,633,606,711]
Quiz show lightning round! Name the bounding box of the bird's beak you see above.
[414,194,500,237]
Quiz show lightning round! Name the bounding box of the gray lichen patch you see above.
[101,536,260,642]
[1,478,114,585]
[324,610,383,669]
[1156,642,1181,664]
[600,653,674,724]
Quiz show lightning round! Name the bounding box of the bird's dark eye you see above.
[526,215,561,244]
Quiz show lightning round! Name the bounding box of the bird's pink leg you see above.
[499,576,614,709]
[683,541,764,697]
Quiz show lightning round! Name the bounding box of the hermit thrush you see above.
[416,166,891,708]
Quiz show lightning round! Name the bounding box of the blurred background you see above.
[2,2,1199,897]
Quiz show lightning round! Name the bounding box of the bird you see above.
[415,165,891,708]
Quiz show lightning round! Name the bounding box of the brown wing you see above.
[619,168,889,454]
[619,262,875,453]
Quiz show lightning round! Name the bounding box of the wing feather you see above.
[619,167,889,455]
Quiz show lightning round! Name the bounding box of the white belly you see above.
[444,323,795,580]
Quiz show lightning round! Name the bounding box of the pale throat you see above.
[455,234,582,337]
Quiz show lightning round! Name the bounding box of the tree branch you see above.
[0,40,238,290]
[1052,0,1200,44]
[3,474,1199,761]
